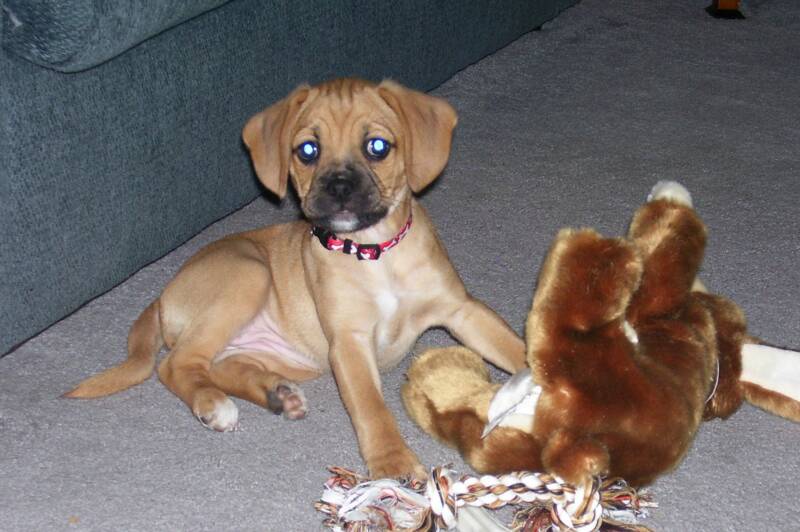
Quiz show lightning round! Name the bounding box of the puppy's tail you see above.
[64,300,163,398]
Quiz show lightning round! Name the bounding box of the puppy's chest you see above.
[370,287,428,367]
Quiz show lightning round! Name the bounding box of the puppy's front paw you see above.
[368,446,427,482]
[193,389,239,432]
[267,381,308,420]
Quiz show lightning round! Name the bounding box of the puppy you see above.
[67,78,526,479]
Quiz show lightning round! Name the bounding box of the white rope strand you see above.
[316,466,655,531]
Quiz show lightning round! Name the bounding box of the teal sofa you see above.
[0,0,577,354]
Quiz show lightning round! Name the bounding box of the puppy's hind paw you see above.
[267,382,308,420]
[194,393,240,432]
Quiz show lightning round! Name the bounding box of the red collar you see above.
[311,213,412,261]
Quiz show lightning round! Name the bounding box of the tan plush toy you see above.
[402,181,800,489]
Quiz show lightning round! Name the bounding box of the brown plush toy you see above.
[402,181,800,489]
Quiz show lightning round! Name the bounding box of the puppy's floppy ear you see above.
[242,85,311,199]
[378,80,458,193]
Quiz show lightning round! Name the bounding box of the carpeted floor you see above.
[2,1,799,530]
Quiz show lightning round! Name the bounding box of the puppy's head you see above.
[243,78,457,232]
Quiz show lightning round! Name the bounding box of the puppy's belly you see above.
[215,308,323,378]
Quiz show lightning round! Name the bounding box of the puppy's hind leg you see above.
[158,347,238,432]
[210,354,315,420]
[156,244,275,432]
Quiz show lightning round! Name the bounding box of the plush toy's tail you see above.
[740,343,800,422]
[63,300,163,398]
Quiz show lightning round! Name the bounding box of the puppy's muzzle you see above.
[307,165,386,232]
[324,174,357,201]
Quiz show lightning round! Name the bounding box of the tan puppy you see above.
[66,78,525,479]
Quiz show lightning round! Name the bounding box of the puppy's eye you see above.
[364,137,391,160]
[296,141,319,164]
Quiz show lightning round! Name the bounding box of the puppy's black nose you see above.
[325,177,354,200]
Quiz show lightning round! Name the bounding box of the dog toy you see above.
[316,465,655,531]
[401,181,800,490]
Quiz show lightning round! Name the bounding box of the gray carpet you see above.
[2,0,799,530]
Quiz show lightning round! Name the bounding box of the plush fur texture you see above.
[402,193,799,487]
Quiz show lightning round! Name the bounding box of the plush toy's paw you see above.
[403,348,545,475]
[542,430,610,487]
[402,347,498,445]
[404,347,492,410]
[648,180,692,207]
[628,184,707,319]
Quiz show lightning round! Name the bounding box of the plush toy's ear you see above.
[242,85,312,199]
[740,343,800,422]
[527,228,641,342]
[377,80,458,193]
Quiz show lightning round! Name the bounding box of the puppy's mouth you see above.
[309,207,388,233]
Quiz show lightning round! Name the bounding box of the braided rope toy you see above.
[316,466,656,531]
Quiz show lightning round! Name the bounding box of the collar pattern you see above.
[311,213,413,261]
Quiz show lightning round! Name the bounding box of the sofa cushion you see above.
[1,0,231,72]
